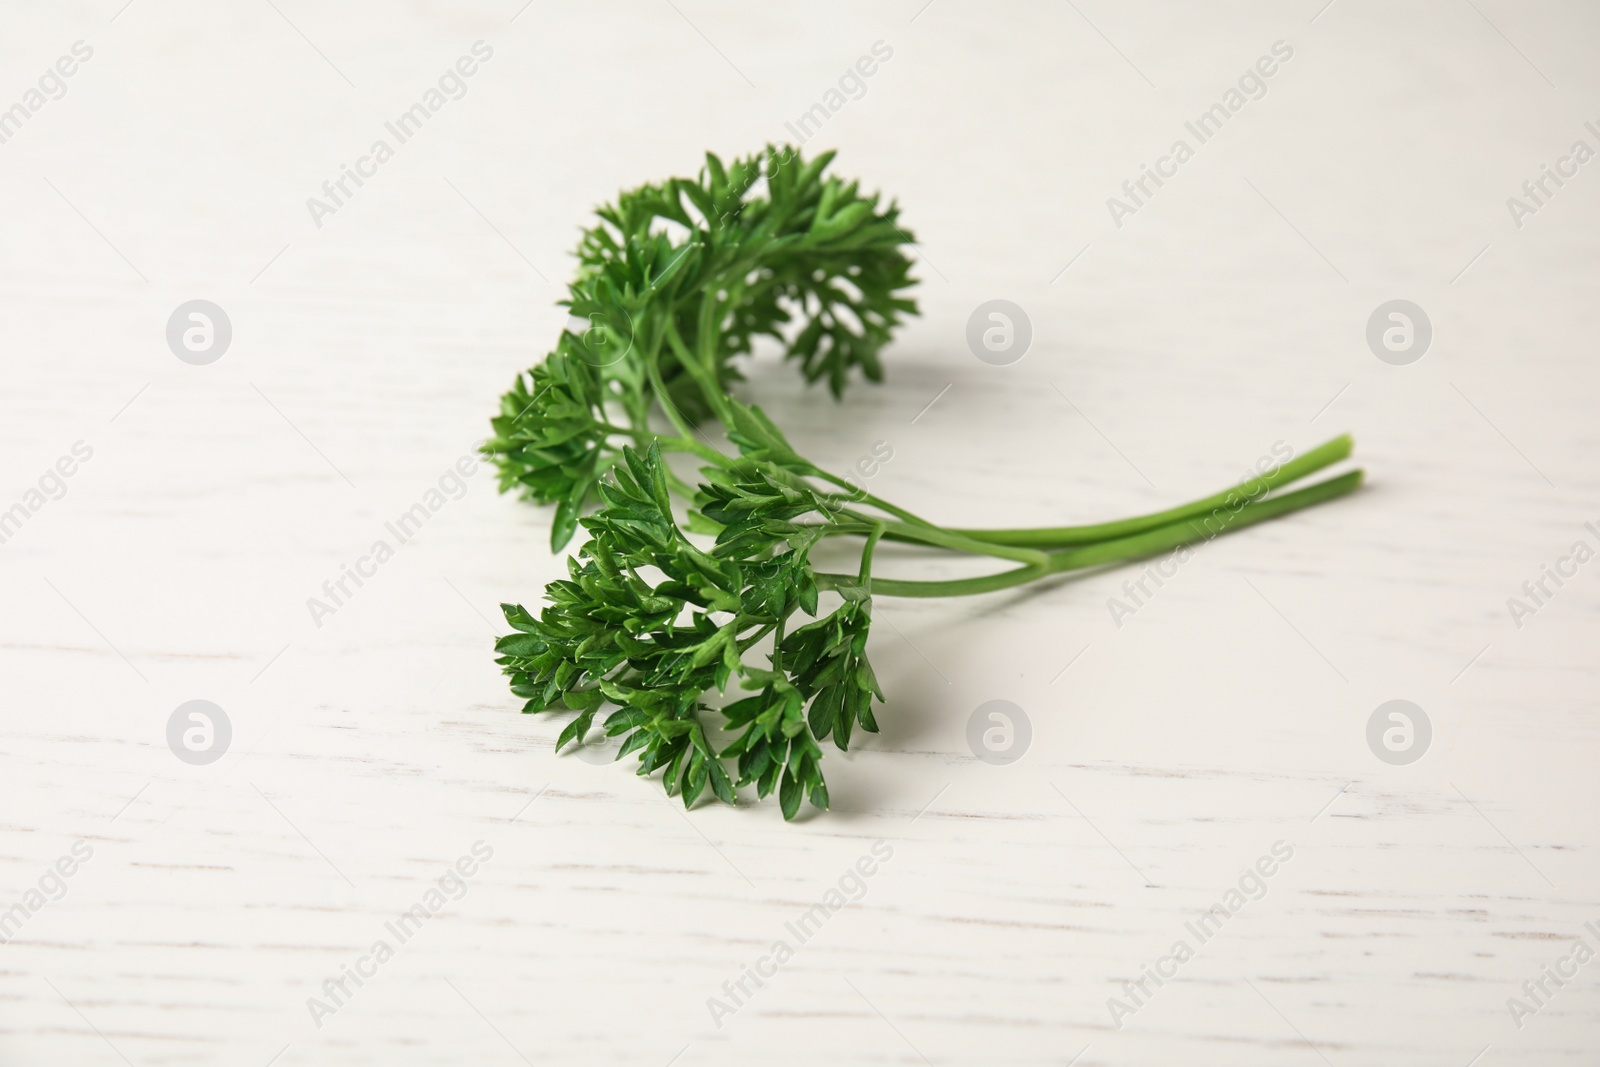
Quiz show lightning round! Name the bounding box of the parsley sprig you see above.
[485,146,1362,819]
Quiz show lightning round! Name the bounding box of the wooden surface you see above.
[3,1,1598,1064]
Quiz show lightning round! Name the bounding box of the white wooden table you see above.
[3,2,1598,1064]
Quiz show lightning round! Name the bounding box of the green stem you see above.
[664,317,737,427]
[832,510,1049,566]
[814,474,941,529]
[770,609,790,673]
[657,434,732,467]
[947,435,1353,548]
[642,349,729,469]
[644,344,697,439]
[816,469,1363,598]
[858,523,884,586]
[738,621,777,652]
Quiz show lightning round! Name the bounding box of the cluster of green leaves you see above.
[482,145,919,552]
[493,442,886,819]
[486,345,619,550]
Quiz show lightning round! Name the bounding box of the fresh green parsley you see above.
[484,146,1362,820]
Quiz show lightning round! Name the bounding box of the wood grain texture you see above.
[3,1,1598,1064]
